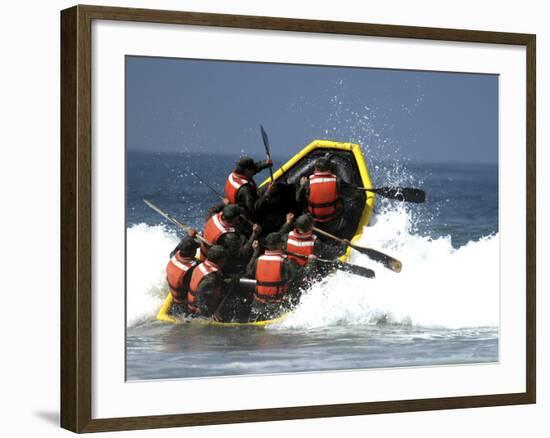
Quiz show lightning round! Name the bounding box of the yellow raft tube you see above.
[156,140,375,327]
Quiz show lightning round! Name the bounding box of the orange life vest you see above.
[254,250,288,304]
[286,229,317,266]
[199,212,235,260]
[307,171,341,222]
[224,171,256,205]
[187,260,221,314]
[165,252,198,304]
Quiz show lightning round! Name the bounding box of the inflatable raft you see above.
[156,140,376,327]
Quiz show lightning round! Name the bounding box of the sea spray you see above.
[126,206,499,330]
[277,206,499,330]
[126,224,179,327]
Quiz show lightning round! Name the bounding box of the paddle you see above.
[260,124,274,183]
[212,281,233,322]
[190,169,265,228]
[312,226,402,273]
[321,259,376,279]
[189,170,260,238]
[239,278,257,286]
[286,250,375,279]
[143,199,211,247]
[358,186,426,203]
[190,170,226,201]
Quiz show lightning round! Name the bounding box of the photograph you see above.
[125,56,499,381]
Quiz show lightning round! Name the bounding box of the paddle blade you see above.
[260,124,275,181]
[350,244,402,273]
[260,125,271,155]
[335,262,376,279]
[374,187,426,203]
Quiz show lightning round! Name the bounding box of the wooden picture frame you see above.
[60,4,536,433]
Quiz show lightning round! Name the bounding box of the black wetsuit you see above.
[191,269,226,317]
[217,232,256,274]
[234,160,273,216]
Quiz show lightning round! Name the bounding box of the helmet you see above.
[206,245,226,265]
[295,214,314,232]
[264,232,283,249]
[176,236,199,257]
[223,233,241,253]
[235,157,256,173]
[314,157,331,172]
[222,204,244,221]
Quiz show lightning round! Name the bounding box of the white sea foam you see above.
[278,206,499,330]
[126,207,499,330]
[126,224,179,327]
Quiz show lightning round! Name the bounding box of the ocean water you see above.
[126,150,499,380]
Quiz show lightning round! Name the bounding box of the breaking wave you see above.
[126,224,179,327]
[278,205,499,330]
[126,205,499,330]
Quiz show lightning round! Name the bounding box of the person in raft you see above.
[186,245,232,321]
[296,157,345,235]
[281,213,339,304]
[277,212,327,263]
[283,213,328,266]
[224,156,273,216]
[197,204,262,274]
[165,235,200,315]
[246,232,309,321]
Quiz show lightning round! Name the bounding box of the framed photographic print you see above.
[60,4,536,433]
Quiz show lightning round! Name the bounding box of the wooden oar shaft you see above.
[312,226,346,243]
[191,171,225,201]
[189,171,257,229]
[143,199,211,246]
[285,249,327,263]
[239,278,257,286]
[312,226,402,273]
[285,251,374,278]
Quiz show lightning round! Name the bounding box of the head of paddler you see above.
[223,232,241,254]
[295,214,314,234]
[314,157,332,173]
[264,232,283,251]
[221,204,244,226]
[235,156,257,178]
[176,236,199,257]
[206,244,226,267]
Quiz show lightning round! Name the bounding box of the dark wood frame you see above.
[61,4,536,433]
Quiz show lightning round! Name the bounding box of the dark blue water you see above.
[127,150,498,247]
[126,150,499,380]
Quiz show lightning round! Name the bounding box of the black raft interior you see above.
[255,148,367,242]
[218,148,369,322]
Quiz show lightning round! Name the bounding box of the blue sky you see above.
[126,56,498,164]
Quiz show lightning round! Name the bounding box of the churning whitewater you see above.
[127,205,499,331]
[124,63,499,379]
[125,153,499,380]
